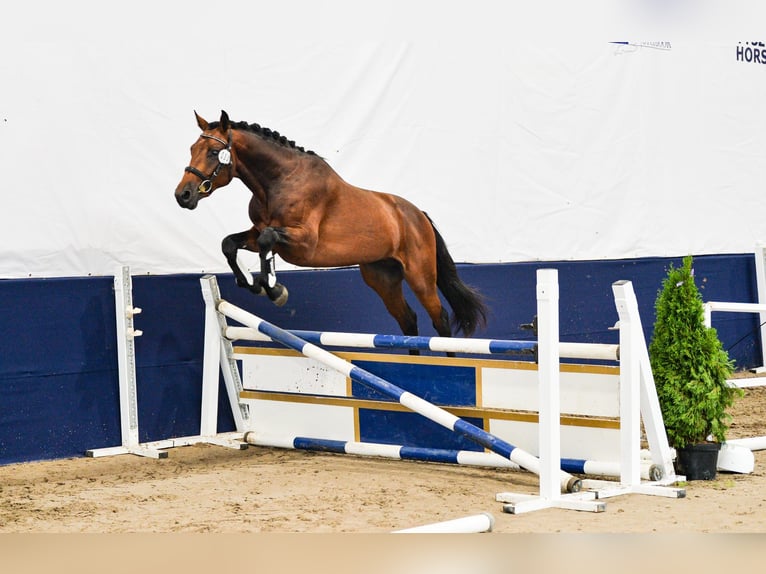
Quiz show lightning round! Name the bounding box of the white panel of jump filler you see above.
[242,399,356,441]
[488,420,620,463]
[481,367,619,418]
[238,353,348,395]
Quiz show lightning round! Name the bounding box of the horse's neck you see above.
[234,134,296,197]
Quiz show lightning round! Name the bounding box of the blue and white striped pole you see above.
[223,326,619,361]
[225,326,537,356]
[242,434,664,481]
[217,299,582,493]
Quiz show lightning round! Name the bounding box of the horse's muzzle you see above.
[175,185,199,210]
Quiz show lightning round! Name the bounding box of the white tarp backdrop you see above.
[2,0,765,278]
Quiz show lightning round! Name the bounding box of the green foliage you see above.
[648,256,741,448]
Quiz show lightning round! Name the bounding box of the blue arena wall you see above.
[0,253,760,465]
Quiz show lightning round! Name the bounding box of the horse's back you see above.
[329,177,434,250]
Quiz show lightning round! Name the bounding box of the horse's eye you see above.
[208,149,219,158]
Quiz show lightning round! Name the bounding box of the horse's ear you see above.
[220,110,230,132]
[195,111,209,131]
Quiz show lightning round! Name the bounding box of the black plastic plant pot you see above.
[675,442,721,480]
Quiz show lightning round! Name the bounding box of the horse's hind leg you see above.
[222,230,264,295]
[359,261,418,338]
[256,227,289,306]
[405,269,454,356]
[402,257,452,339]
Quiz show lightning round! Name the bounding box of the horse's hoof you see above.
[271,285,289,307]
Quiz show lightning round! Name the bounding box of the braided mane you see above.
[209,120,317,156]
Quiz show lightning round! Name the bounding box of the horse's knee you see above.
[257,227,281,253]
[222,234,241,259]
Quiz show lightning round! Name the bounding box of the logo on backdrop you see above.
[610,41,672,55]
[736,42,766,65]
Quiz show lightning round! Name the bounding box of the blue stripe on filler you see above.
[358,410,485,452]
[351,361,476,406]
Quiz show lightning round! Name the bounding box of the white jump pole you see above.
[393,512,495,533]
[726,436,766,451]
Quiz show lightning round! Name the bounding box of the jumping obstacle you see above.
[702,295,761,473]
[216,287,582,494]
[232,331,660,480]
[704,241,766,379]
[697,242,766,473]
[88,266,684,516]
[200,269,684,514]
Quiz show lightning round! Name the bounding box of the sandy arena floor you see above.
[4,385,766,573]
[2,387,766,534]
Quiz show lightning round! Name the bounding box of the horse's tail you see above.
[424,213,488,337]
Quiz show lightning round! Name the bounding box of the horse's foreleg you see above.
[222,231,264,295]
[256,227,289,307]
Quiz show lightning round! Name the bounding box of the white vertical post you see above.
[611,280,641,486]
[200,277,223,436]
[536,268,561,501]
[115,266,140,448]
[754,242,766,372]
[612,280,677,481]
[88,266,165,458]
[200,275,249,433]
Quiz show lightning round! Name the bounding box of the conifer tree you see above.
[649,256,740,448]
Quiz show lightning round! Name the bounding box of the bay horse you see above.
[174,110,487,338]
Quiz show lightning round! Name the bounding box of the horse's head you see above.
[175,110,235,209]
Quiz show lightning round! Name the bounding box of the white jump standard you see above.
[86,266,248,458]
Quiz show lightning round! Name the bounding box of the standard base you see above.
[496,491,607,514]
[86,432,247,459]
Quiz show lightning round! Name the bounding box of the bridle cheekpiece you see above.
[184,133,232,194]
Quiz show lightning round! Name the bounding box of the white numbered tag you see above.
[218,149,232,165]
